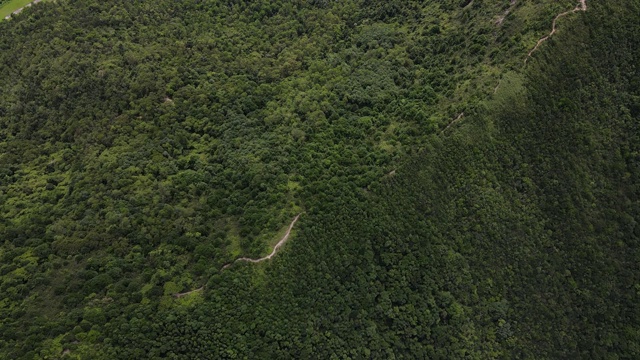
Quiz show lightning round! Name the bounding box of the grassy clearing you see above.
[0,0,38,20]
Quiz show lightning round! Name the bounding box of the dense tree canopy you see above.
[1,0,639,358]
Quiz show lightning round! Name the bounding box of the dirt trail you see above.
[525,0,587,64]
[494,1,587,93]
[173,286,204,298]
[231,213,301,265]
[440,112,464,135]
[173,214,302,297]
[496,0,517,26]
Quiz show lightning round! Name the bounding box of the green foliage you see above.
[1,0,639,358]
[0,0,37,19]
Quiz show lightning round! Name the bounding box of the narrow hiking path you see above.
[228,214,301,265]
[452,1,588,131]
[495,0,517,26]
[174,287,204,298]
[440,112,464,135]
[525,0,588,64]
[494,1,587,96]
[173,214,302,297]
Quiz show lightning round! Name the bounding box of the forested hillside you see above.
[0,0,555,274]
[1,0,639,358]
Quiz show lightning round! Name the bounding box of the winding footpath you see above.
[226,213,302,266]
[173,214,302,297]
[525,0,588,64]
[446,0,588,132]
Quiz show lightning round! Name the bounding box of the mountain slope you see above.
[2,0,639,358]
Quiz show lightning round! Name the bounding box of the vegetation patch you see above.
[0,0,38,19]
[1,0,639,358]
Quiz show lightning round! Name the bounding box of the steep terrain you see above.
[1,0,639,358]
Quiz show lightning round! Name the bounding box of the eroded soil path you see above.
[496,0,517,26]
[173,214,302,297]
[228,213,302,266]
[174,287,204,298]
[440,112,465,135]
[525,0,588,63]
